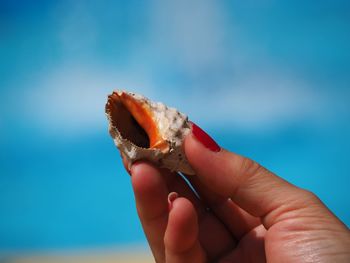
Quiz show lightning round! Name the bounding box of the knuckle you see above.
[240,157,265,178]
[299,189,321,204]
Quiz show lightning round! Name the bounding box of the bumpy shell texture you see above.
[105,90,195,175]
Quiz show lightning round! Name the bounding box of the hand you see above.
[122,122,350,262]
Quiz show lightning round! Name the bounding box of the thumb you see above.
[184,122,340,229]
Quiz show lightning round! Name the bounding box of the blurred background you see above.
[1,0,349,262]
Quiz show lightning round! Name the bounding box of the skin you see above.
[121,133,350,263]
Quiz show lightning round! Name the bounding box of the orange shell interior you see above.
[114,92,169,151]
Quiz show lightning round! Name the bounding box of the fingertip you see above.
[188,121,221,152]
[130,162,162,193]
[184,132,203,171]
[184,130,224,170]
[184,132,231,194]
[130,161,147,175]
[184,130,200,156]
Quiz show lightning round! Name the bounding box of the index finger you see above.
[184,123,336,229]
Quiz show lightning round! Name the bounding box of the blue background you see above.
[1,0,349,253]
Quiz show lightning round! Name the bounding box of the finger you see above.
[161,169,249,244]
[185,122,333,229]
[221,224,266,262]
[122,137,255,238]
[161,169,206,216]
[158,169,238,259]
[132,162,237,260]
[186,174,261,239]
[131,161,205,217]
[123,151,250,238]
[122,150,204,214]
[131,162,169,262]
[164,196,206,263]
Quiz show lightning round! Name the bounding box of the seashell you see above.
[105,90,195,175]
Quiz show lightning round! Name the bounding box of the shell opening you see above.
[107,92,170,152]
[107,94,150,148]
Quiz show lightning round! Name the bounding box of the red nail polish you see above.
[168,192,178,211]
[190,122,220,152]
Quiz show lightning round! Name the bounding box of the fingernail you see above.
[168,192,178,211]
[190,121,221,152]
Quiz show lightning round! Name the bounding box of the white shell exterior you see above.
[106,90,195,175]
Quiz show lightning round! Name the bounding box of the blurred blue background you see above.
[1,0,350,255]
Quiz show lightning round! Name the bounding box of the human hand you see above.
[122,122,350,262]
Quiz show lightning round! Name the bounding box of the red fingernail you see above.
[190,122,220,152]
[168,192,178,211]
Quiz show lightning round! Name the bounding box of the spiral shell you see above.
[105,90,194,174]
